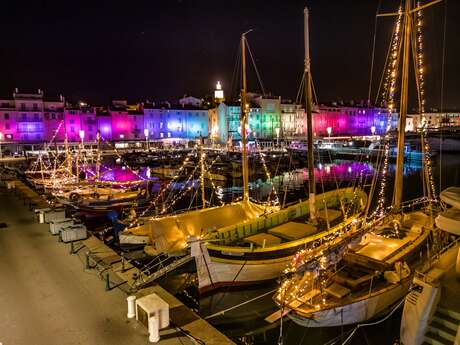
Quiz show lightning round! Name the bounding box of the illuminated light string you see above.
[414,3,437,201]
[374,7,403,217]
[159,164,200,214]
[253,138,280,206]
[203,154,225,206]
[135,149,197,220]
[161,152,224,213]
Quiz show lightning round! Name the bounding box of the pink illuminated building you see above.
[64,106,98,142]
[312,105,388,137]
[0,89,65,142]
[96,111,112,141]
[109,100,132,140]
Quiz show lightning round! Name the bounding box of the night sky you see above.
[0,0,458,109]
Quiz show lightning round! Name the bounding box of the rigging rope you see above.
[245,39,266,96]
[368,0,383,103]
[439,0,448,192]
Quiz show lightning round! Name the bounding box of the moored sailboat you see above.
[272,0,442,328]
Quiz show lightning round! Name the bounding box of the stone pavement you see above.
[0,184,194,345]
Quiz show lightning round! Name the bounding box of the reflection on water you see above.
[90,165,157,182]
[242,159,422,203]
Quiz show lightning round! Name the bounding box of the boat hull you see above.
[288,279,410,327]
[195,254,290,294]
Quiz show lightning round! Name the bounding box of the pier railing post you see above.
[85,251,91,269]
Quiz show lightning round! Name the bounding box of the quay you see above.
[0,176,234,345]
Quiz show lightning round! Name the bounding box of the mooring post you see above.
[121,253,125,272]
[105,272,110,291]
[69,241,74,254]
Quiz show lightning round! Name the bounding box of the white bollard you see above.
[127,296,136,318]
[39,212,45,224]
[148,315,160,343]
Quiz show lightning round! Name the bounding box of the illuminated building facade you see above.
[406,112,460,131]
[280,102,304,137]
[214,96,283,143]
[312,105,390,137]
[143,104,208,140]
[0,89,405,144]
[0,89,65,142]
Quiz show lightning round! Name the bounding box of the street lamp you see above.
[77,130,85,183]
[79,129,85,142]
[144,128,149,150]
[275,127,280,147]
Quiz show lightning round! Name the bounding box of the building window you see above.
[22,113,27,120]
[167,132,171,138]
[70,119,75,124]
[20,103,26,110]
[34,113,39,120]
[33,103,38,110]
[5,123,10,130]
[160,132,164,138]
[70,126,75,133]
[51,113,56,119]
[4,113,9,120]
[88,125,93,131]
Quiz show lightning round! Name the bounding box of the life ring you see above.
[69,193,81,202]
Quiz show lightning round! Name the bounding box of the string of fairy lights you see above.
[254,138,280,206]
[160,164,200,214]
[161,152,226,213]
[414,2,437,201]
[374,6,403,217]
[136,153,193,219]
[204,155,225,206]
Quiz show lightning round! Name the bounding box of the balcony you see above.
[17,117,43,122]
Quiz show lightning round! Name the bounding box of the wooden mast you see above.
[96,130,101,181]
[304,7,316,220]
[200,136,206,209]
[241,33,250,202]
[393,0,412,210]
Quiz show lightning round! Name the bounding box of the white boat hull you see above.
[288,280,410,327]
[191,241,290,293]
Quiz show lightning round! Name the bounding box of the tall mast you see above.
[393,0,411,210]
[200,136,206,209]
[241,33,250,202]
[96,130,101,181]
[304,7,316,220]
[64,133,72,177]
